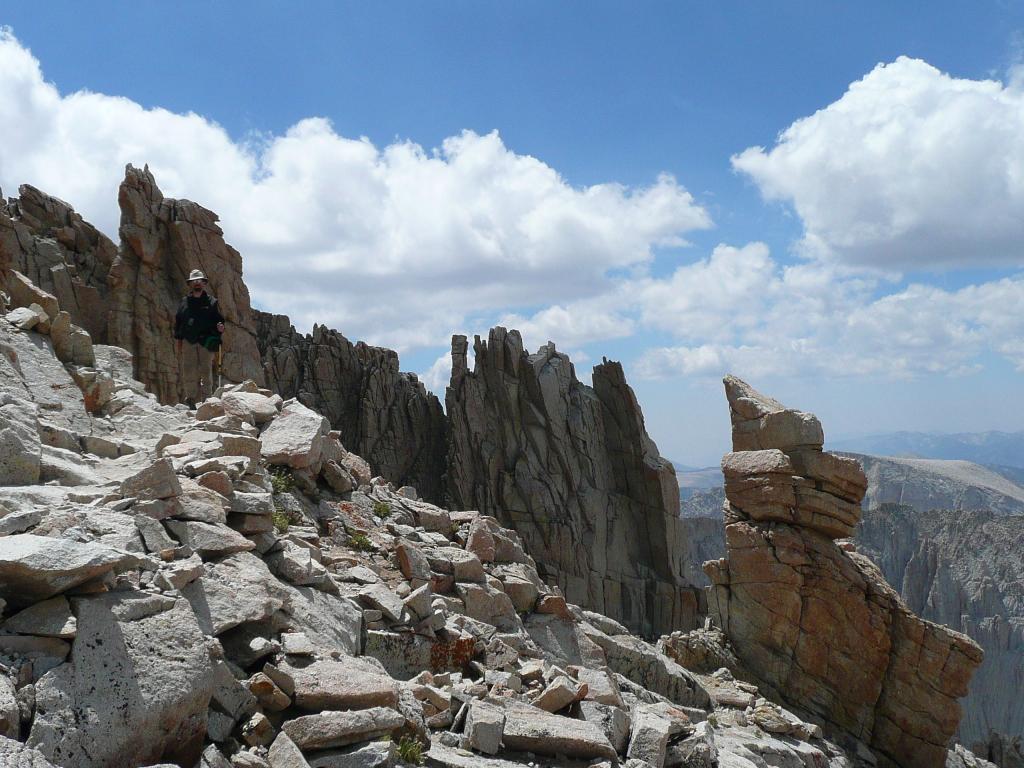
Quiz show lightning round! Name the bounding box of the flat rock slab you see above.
[307,741,395,768]
[2,595,77,638]
[260,400,330,470]
[426,739,570,768]
[280,657,399,711]
[281,707,404,751]
[182,552,289,635]
[0,534,139,608]
[500,702,617,760]
[165,519,256,558]
[120,457,182,500]
[28,592,214,768]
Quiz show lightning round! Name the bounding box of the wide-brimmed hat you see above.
[187,269,207,282]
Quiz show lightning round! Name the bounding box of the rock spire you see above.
[705,375,984,768]
[445,327,700,639]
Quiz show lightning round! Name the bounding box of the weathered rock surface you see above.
[858,505,1024,764]
[0,535,138,608]
[445,328,699,638]
[28,593,214,768]
[0,205,999,768]
[0,736,59,768]
[257,313,447,501]
[706,375,984,768]
[281,707,405,750]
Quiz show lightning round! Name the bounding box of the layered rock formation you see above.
[257,312,447,502]
[705,375,984,768]
[445,327,699,639]
[858,505,1024,765]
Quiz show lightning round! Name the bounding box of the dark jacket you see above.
[174,292,224,345]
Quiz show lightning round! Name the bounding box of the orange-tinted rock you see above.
[707,376,983,768]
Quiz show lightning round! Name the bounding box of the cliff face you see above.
[858,505,1024,764]
[256,311,447,502]
[0,184,115,343]
[111,165,265,403]
[445,327,700,639]
[705,375,984,768]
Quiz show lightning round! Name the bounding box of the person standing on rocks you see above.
[174,269,225,407]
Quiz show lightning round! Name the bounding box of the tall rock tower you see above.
[445,327,700,638]
[706,375,983,768]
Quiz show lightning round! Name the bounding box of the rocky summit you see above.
[0,177,999,768]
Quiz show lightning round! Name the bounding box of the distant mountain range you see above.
[845,453,1024,517]
[828,430,1024,469]
[673,449,1024,518]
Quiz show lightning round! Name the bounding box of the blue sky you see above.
[2,3,1024,465]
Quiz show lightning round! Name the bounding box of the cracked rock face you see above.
[858,505,1024,764]
[256,312,447,502]
[110,165,265,403]
[445,327,700,639]
[705,375,984,768]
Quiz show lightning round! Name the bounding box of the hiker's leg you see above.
[181,343,199,405]
[197,345,214,402]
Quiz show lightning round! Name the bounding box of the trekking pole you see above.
[217,346,223,390]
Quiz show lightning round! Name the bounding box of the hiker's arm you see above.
[173,300,185,340]
[212,299,225,334]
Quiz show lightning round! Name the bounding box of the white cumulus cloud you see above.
[733,57,1024,270]
[0,30,712,352]
[634,244,1024,380]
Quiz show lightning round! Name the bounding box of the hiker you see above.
[174,269,225,407]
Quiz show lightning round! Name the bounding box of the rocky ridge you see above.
[704,376,985,768]
[0,167,447,503]
[445,328,700,639]
[1,170,714,640]
[0,275,930,768]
